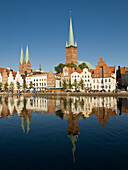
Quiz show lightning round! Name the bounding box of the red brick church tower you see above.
[66,17,77,64]
[19,46,31,75]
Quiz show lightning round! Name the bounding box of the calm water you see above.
[0,96,128,170]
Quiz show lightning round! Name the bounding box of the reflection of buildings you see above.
[90,97,117,128]
[0,96,122,163]
[0,96,118,129]
[117,98,128,115]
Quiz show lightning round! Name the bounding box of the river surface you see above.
[0,96,128,170]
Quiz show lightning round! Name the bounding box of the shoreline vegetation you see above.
[0,92,128,97]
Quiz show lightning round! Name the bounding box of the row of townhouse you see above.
[61,58,116,92]
[0,68,24,90]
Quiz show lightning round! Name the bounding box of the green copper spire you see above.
[69,17,74,46]
[25,45,30,63]
[20,48,24,65]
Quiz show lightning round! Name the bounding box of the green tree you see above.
[9,82,14,91]
[4,82,8,91]
[62,79,67,91]
[66,62,77,69]
[17,81,21,90]
[78,62,88,70]
[68,79,72,90]
[79,79,84,90]
[54,63,65,73]
[73,79,79,91]
[29,81,34,89]
[0,82,2,91]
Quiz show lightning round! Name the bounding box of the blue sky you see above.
[0,0,128,72]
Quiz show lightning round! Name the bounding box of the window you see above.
[85,76,86,78]
[36,79,38,81]
[109,79,111,82]
[97,71,98,74]
[36,83,38,86]
[93,80,95,83]
[97,85,99,89]
[105,79,107,82]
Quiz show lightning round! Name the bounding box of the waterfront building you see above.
[26,73,47,91]
[116,66,128,89]
[121,71,128,89]
[61,66,73,85]
[0,73,2,83]
[47,71,61,89]
[92,58,116,92]
[71,68,92,90]
[8,71,15,86]
[14,72,24,90]
[19,46,31,75]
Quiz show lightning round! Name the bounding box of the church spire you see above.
[68,16,74,46]
[25,45,30,63]
[20,48,24,65]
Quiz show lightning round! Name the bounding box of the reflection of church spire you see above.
[26,117,30,134]
[20,98,31,134]
[68,134,79,164]
[21,117,25,133]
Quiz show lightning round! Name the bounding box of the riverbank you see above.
[1,91,128,97]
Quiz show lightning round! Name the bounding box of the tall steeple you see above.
[20,48,24,65]
[69,17,74,46]
[66,15,77,64]
[25,45,30,63]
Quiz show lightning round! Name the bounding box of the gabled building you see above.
[92,58,116,92]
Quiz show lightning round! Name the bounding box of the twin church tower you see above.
[19,46,31,74]
[19,16,77,74]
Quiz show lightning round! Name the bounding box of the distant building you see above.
[19,46,31,75]
[65,16,95,70]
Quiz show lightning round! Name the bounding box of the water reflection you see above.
[0,95,128,164]
[0,96,120,130]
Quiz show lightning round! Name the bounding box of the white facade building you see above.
[8,71,14,85]
[71,68,92,90]
[0,73,2,83]
[14,72,23,90]
[26,74,47,90]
